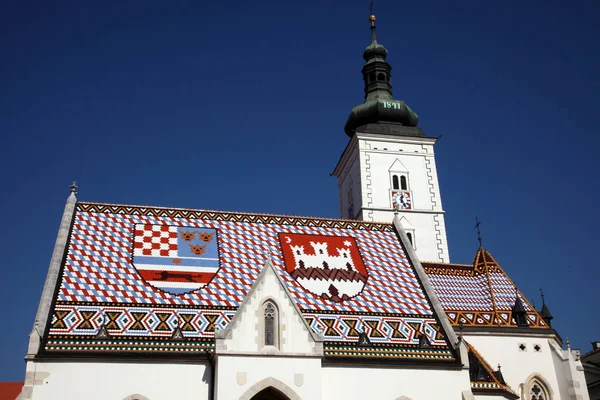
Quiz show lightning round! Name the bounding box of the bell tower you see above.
[332,13,450,263]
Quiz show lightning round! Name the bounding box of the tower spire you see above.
[369,1,377,43]
[344,7,421,137]
[511,284,529,328]
[539,288,554,327]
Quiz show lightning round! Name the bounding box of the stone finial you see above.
[70,181,78,194]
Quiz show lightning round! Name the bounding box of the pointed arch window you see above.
[263,300,279,348]
[525,376,552,400]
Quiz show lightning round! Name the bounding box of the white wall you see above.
[464,333,589,400]
[337,140,362,220]
[322,365,471,400]
[215,355,321,399]
[22,360,210,400]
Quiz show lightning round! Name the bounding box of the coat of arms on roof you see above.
[132,224,220,295]
[278,233,368,303]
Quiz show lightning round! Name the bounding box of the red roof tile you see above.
[0,382,22,400]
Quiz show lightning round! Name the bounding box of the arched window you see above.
[263,301,278,348]
[369,73,375,83]
[406,232,413,245]
[377,72,385,81]
[392,175,399,190]
[400,175,408,190]
[524,376,552,400]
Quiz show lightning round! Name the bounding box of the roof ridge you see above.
[77,201,394,225]
[474,248,547,327]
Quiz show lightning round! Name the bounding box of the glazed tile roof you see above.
[44,202,455,362]
[424,249,548,329]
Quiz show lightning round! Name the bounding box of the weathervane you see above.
[475,217,483,248]
[369,0,375,15]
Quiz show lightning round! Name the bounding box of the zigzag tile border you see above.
[304,313,446,346]
[78,203,393,231]
[48,305,236,338]
[47,304,447,345]
[446,310,547,328]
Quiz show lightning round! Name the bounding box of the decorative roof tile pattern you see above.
[44,202,455,361]
[424,249,548,329]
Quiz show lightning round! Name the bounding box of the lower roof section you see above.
[423,249,550,330]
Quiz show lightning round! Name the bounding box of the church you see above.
[16,12,589,400]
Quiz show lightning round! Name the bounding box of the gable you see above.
[388,158,409,172]
[42,202,456,362]
[215,260,322,356]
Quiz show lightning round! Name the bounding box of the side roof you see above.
[466,342,518,399]
[424,248,549,330]
[39,201,458,363]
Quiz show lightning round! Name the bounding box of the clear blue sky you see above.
[1,0,598,381]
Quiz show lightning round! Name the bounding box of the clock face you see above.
[392,191,412,210]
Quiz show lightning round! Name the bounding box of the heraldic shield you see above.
[278,233,369,303]
[132,224,219,295]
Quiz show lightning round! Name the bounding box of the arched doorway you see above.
[239,377,300,400]
[250,387,290,400]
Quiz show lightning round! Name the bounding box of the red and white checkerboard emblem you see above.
[134,225,179,257]
[279,233,369,303]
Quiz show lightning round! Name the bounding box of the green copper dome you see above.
[344,15,420,137]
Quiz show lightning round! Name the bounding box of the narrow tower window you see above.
[377,73,385,81]
[406,232,413,245]
[347,187,354,219]
[400,175,408,190]
[392,175,399,190]
[263,301,278,347]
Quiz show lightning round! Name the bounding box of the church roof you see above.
[466,342,518,399]
[0,383,23,400]
[423,248,549,329]
[42,201,457,363]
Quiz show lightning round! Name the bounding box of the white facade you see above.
[334,132,450,263]
[18,360,211,400]
[16,208,590,400]
[464,333,589,400]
